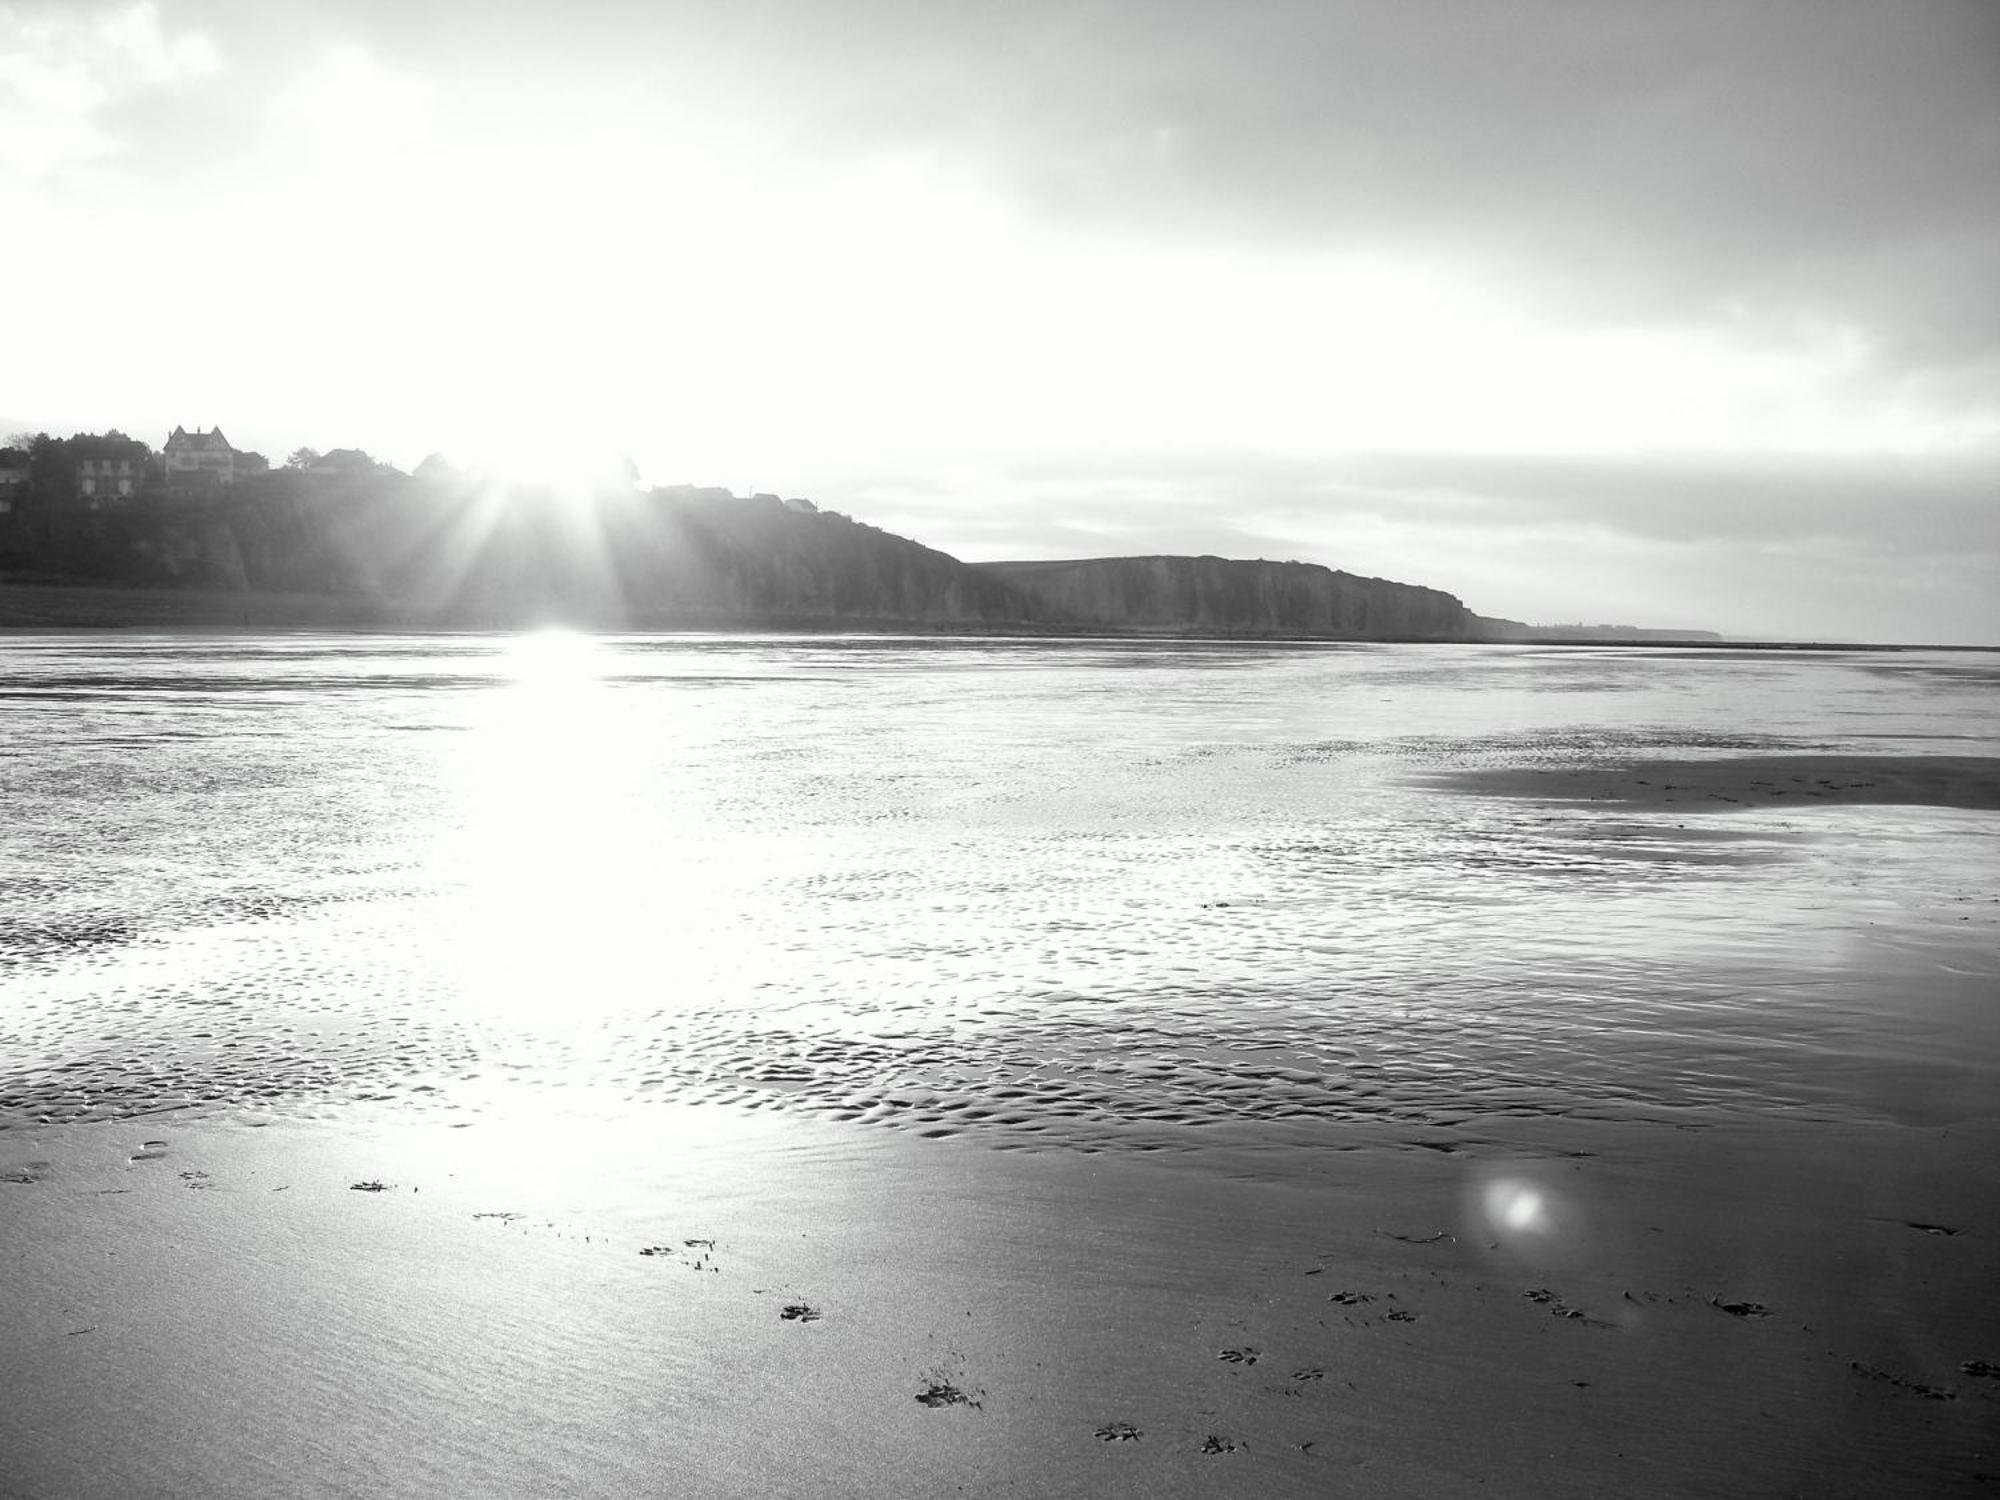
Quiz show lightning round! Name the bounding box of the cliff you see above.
[0,479,1031,630]
[0,471,1704,640]
[973,556,1482,640]
[372,486,1034,629]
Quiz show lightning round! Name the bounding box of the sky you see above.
[3,0,1996,642]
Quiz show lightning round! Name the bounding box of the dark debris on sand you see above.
[1526,1288,1610,1326]
[1710,1297,1772,1318]
[1851,1362,1956,1400]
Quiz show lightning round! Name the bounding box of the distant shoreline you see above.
[0,580,1990,651]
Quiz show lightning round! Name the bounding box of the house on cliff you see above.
[0,448,29,512]
[78,455,149,500]
[163,426,268,492]
[74,431,158,504]
[304,447,392,480]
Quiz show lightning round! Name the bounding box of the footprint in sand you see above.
[1850,1361,1956,1400]
[1094,1422,1141,1442]
[1218,1347,1260,1365]
[639,1240,722,1272]
[1709,1297,1772,1318]
[1525,1288,1607,1325]
[1291,1366,1326,1382]
[1623,1289,1680,1307]
[1200,1435,1240,1455]
[916,1357,984,1411]
[779,1302,822,1323]
[914,1382,978,1409]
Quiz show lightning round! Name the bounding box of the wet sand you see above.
[1428,754,2000,812]
[4,1104,1998,1498]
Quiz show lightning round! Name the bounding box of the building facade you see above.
[78,455,148,500]
[0,448,28,513]
[163,426,266,488]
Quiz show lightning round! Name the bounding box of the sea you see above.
[3,633,1997,1148]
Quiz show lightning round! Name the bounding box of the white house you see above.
[163,426,266,487]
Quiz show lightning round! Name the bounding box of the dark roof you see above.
[165,426,235,454]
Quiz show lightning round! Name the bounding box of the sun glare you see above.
[447,629,640,1039]
[466,433,643,505]
[502,627,605,684]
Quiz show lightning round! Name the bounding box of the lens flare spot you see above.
[1482,1179,1551,1236]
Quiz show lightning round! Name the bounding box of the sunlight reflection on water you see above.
[1,636,1996,1148]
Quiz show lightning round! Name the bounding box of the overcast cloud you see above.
[4,0,1996,640]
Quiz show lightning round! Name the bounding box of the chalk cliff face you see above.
[974,556,1481,640]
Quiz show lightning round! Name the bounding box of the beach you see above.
[3,636,1997,1496]
[5,1096,1998,1498]
[12,0,1998,1484]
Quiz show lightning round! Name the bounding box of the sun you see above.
[464,432,645,506]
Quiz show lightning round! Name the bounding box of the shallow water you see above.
[3,635,1996,1147]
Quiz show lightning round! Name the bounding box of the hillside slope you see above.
[975,555,1482,639]
[0,481,1032,630]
